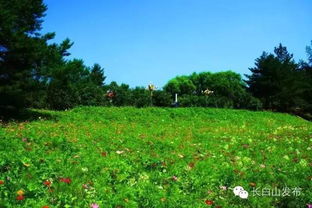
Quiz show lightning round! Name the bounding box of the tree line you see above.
[1,0,311,119]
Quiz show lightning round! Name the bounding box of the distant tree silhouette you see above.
[245,44,301,111]
[296,41,312,116]
[90,63,106,86]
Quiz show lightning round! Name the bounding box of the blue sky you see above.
[42,0,312,88]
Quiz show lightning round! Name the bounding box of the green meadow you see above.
[0,107,311,207]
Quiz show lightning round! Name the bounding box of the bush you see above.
[152,90,172,107]
[131,87,151,107]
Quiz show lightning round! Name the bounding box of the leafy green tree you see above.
[189,72,213,95]
[130,87,150,107]
[78,63,107,106]
[152,90,172,107]
[208,71,247,108]
[24,38,73,109]
[165,71,258,109]
[47,59,85,110]
[47,59,106,109]
[104,82,133,106]
[164,76,196,96]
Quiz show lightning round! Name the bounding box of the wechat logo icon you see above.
[233,186,249,199]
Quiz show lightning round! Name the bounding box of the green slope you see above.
[0,107,311,207]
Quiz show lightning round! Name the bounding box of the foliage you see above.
[0,0,70,113]
[104,82,132,106]
[152,90,172,107]
[245,44,298,111]
[0,107,311,207]
[0,0,107,114]
[0,0,47,112]
[306,41,312,65]
[104,83,172,107]
[130,87,151,107]
[0,0,311,120]
[296,41,312,118]
[90,64,106,87]
[164,71,259,109]
[47,60,106,110]
[245,43,312,115]
[164,76,196,95]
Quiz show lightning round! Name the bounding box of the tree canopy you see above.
[245,44,312,116]
[0,0,311,119]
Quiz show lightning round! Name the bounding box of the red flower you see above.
[59,177,71,184]
[16,195,25,200]
[107,92,115,98]
[42,206,49,208]
[0,180,4,185]
[101,152,107,157]
[43,180,51,187]
[205,200,214,205]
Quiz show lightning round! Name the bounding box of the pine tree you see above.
[0,0,48,113]
[245,44,300,112]
[90,63,106,87]
[0,0,75,114]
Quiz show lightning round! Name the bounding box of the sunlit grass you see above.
[0,107,311,207]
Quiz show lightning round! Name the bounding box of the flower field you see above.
[0,107,311,207]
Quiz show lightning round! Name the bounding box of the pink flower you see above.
[307,204,312,208]
[90,203,99,208]
[172,176,178,181]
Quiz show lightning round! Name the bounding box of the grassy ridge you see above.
[0,107,311,207]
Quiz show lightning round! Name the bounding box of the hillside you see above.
[0,107,311,207]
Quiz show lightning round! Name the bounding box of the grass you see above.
[0,107,311,207]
